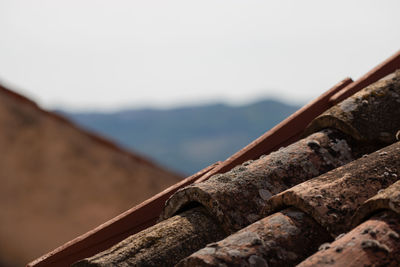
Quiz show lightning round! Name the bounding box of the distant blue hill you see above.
[60,99,300,175]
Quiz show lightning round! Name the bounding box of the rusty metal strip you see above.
[329,50,400,105]
[195,77,353,183]
[27,162,220,267]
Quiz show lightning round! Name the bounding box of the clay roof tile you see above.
[177,141,400,267]
[264,141,400,236]
[305,70,400,145]
[31,50,400,267]
[352,179,400,227]
[297,210,400,267]
[161,129,354,234]
[177,208,332,267]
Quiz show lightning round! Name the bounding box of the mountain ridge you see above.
[61,99,300,175]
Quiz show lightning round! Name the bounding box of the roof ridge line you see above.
[0,84,172,173]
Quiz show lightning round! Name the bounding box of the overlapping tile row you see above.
[73,70,400,266]
[177,208,331,267]
[162,70,400,235]
[74,129,354,266]
[352,179,400,227]
[305,70,400,153]
[161,129,353,233]
[28,77,354,267]
[73,207,225,266]
[297,180,400,266]
[264,141,400,236]
[178,141,400,266]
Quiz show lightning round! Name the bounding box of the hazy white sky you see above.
[0,1,399,111]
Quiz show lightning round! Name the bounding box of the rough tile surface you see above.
[177,208,331,267]
[305,70,400,146]
[162,130,353,233]
[73,207,224,267]
[264,141,400,236]
[297,211,400,267]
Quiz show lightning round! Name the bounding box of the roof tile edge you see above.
[28,49,400,267]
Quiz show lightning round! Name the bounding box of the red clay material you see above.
[28,78,353,267]
[353,179,400,227]
[264,142,400,236]
[306,70,400,146]
[29,51,400,267]
[74,207,225,267]
[297,210,400,267]
[195,77,353,183]
[329,50,400,104]
[161,129,353,233]
[177,208,331,267]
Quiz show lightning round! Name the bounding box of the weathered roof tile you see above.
[297,210,400,267]
[75,68,400,265]
[178,140,400,266]
[264,141,400,236]
[46,51,400,267]
[73,207,225,266]
[353,179,400,227]
[305,70,400,147]
[161,130,353,234]
[177,208,331,267]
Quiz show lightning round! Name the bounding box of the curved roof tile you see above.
[297,210,400,267]
[32,50,400,267]
[264,141,400,236]
[161,129,353,234]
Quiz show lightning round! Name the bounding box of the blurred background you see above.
[0,1,399,266]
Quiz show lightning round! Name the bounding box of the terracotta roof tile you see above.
[33,50,400,266]
[297,210,400,267]
[74,128,357,266]
[305,70,400,146]
[194,77,353,183]
[177,141,400,267]
[177,208,331,267]
[353,179,400,227]
[264,141,400,236]
[74,207,224,266]
[161,129,353,234]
